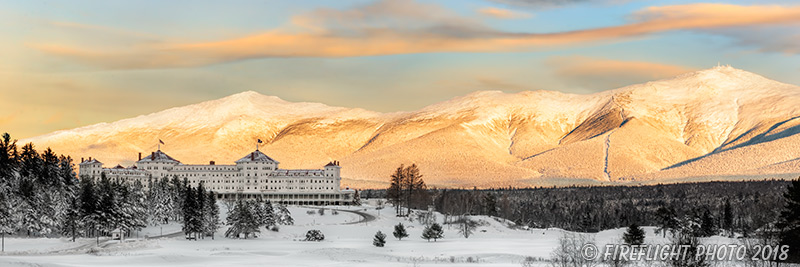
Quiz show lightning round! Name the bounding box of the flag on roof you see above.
[258,139,263,143]
[159,139,165,145]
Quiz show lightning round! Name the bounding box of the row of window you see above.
[174,167,237,171]
[244,166,274,170]
[190,179,334,184]
[104,178,342,196]
[172,172,330,178]
[144,166,170,170]
[207,186,335,191]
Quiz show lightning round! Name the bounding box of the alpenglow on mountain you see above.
[24,66,800,188]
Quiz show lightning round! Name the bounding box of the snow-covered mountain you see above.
[23,66,800,187]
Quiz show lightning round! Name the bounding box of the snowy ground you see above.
[0,201,783,266]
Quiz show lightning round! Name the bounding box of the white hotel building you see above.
[79,150,355,205]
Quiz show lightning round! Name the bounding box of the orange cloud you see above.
[632,4,800,29]
[547,56,696,90]
[478,7,532,19]
[34,3,800,69]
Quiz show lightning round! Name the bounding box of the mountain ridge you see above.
[23,66,800,188]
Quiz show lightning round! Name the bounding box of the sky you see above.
[2,0,800,139]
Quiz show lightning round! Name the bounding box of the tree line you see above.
[0,133,81,242]
[364,179,788,234]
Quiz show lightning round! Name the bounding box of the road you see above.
[334,208,377,225]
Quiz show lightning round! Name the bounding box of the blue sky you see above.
[1,0,799,138]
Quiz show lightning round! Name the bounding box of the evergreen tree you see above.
[127,180,148,236]
[352,190,361,206]
[0,133,18,180]
[16,144,42,237]
[387,165,404,215]
[170,176,185,222]
[722,199,733,237]
[63,196,80,242]
[655,206,678,238]
[483,193,498,216]
[304,229,324,241]
[402,164,426,216]
[698,209,716,237]
[57,155,76,188]
[150,177,174,225]
[251,196,268,227]
[779,177,800,263]
[0,186,12,252]
[0,133,16,251]
[194,183,206,238]
[40,148,60,188]
[96,174,120,236]
[182,183,200,239]
[18,143,40,200]
[79,176,98,237]
[203,191,221,239]
[38,188,62,236]
[421,223,443,242]
[261,200,276,229]
[17,199,39,237]
[225,199,260,239]
[393,223,408,240]
[55,155,78,239]
[373,231,386,247]
[275,203,294,225]
[112,180,132,239]
[623,223,645,246]
[224,200,243,238]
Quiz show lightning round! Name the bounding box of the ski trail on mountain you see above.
[603,131,613,182]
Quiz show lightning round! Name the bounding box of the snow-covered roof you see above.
[137,150,181,164]
[79,158,102,165]
[236,150,279,164]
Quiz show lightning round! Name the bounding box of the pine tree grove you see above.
[0,133,223,245]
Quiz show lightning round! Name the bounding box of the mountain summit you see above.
[24,67,800,187]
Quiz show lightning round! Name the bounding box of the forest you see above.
[364,179,789,236]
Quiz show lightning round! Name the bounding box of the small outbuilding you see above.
[110,228,123,240]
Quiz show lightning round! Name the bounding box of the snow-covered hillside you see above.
[23,66,800,187]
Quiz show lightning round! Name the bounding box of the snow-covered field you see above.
[0,201,761,266]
